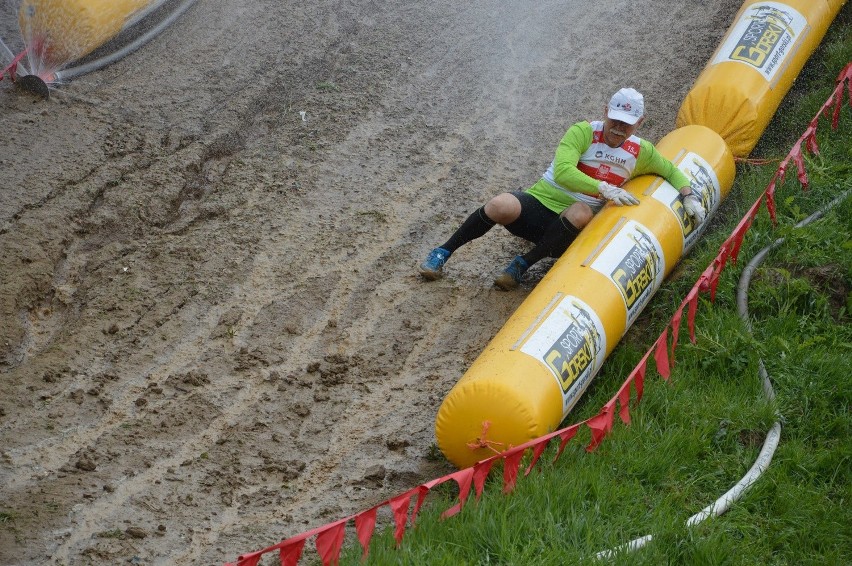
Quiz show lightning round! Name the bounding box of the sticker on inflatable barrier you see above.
[651,151,722,251]
[590,220,665,327]
[520,296,607,417]
[711,2,807,82]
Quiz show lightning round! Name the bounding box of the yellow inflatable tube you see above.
[436,125,735,469]
[676,0,847,156]
[19,0,154,70]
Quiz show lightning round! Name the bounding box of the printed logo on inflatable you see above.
[652,151,722,252]
[712,2,807,80]
[520,296,606,416]
[591,221,665,327]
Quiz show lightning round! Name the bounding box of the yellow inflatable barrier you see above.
[19,0,154,71]
[436,125,735,469]
[676,0,847,156]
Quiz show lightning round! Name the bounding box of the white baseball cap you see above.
[607,87,644,125]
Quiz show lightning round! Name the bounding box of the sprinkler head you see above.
[16,75,50,100]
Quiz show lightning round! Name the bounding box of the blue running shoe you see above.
[419,247,451,280]
[494,255,529,290]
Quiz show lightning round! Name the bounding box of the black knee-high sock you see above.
[521,216,581,267]
[440,206,496,253]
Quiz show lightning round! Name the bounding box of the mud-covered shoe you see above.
[419,247,451,280]
[494,255,529,290]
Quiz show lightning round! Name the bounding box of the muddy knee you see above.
[483,193,522,225]
[561,202,593,229]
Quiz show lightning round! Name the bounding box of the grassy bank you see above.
[332,10,852,566]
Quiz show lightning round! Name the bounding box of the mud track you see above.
[1,1,742,563]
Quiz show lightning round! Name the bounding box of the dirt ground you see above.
[1,1,743,564]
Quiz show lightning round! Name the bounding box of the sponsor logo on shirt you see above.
[595,151,628,166]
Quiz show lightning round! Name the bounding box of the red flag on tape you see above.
[830,63,852,127]
[789,143,809,189]
[617,380,632,425]
[552,424,580,463]
[524,437,551,476]
[473,459,496,501]
[586,401,615,452]
[440,468,474,518]
[502,448,525,493]
[279,540,306,566]
[670,307,683,368]
[633,355,648,403]
[707,250,729,302]
[686,285,701,344]
[729,198,762,264]
[315,521,346,566]
[411,485,430,526]
[390,491,414,547]
[654,328,671,380]
[354,508,377,560]
[765,173,780,224]
[805,125,820,155]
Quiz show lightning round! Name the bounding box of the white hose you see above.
[54,0,198,81]
[1,37,29,76]
[595,188,850,560]
[125,0,175,29]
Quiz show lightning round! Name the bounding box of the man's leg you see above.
[419,193,521,280]
[495,200,592,290]
[440,206,496,253]
[520,216,582,266]
[418,207,494,280]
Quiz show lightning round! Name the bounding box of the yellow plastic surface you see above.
[435,125,735,469]
[19,0,152,69]
[676,0,846,156]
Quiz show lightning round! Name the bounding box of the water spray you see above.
[5,0,197,99]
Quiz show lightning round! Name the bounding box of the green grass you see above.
[319,10,852,566]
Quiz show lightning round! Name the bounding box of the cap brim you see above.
[607,109,640,125]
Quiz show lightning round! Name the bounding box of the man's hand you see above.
[683,193,706,224]
[598,181,640,206]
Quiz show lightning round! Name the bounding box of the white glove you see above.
[598,181,640,206]
[683,193,706,224]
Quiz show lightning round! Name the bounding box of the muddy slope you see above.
[0,1,741,563]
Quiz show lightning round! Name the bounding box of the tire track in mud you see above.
[1,105,288,564]
[169,171,489,562]
[164,99,530,559]
[3,300,229,555]
[25,137,455,562]
[0,116,249,481]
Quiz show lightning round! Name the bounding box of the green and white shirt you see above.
[527,120,691,213]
